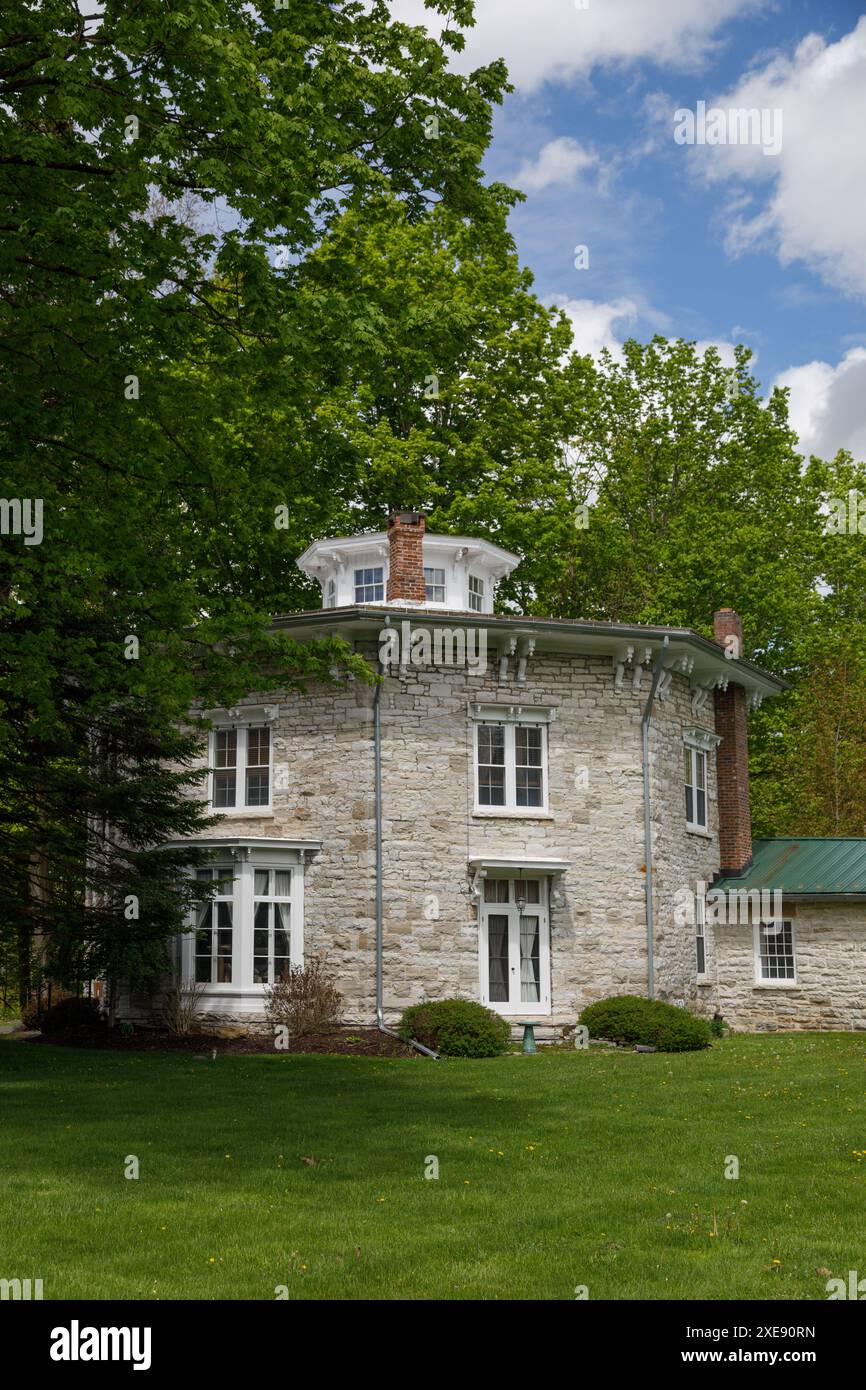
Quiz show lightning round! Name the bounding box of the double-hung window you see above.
[211,725,271,811]
[253,868,293,984]
[756,920,796,983]
[468,574,484,612]
[424,566,446,602]
[695,894,707,977]
[475,718,548,812]
[193,867,234,984]
[684,744,707,830]
[354,566,384,602]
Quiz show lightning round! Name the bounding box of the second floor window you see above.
[684,744,707,830]
[424,566,446,602]
[212,725,271,810]
[354,566,384,602]
[468,574,484,611]
[475,721,547,811]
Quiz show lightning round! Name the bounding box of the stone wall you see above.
[703,900,866,1031]
[141,642,724,1031]
[117,638,866,1036]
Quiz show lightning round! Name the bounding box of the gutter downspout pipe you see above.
[373,654,438,1059]
[641,635,669,1001]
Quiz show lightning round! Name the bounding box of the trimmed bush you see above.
[39,997,105,1034]
[398,998,511,1058]
[579,994,711,1053]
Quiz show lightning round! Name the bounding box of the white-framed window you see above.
[325,577,336,608]
[755,919,796,983]
[684,743,707,830]
[253,868,292,984]
[474,720,547,812]
[354,566,384,602]
[479,876,550,1015]
[468,574,484,612]
[210,725,271,811]
[695,894,707,978]
[424,566,446,602]
[193,866,234,984]
[177,841,310,997]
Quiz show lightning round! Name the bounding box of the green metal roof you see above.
[715,838,866,897]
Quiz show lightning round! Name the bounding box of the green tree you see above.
[0,0,508,997]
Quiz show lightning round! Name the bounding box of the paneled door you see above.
[479,877,551,1016]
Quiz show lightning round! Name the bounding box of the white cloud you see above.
[549,296,639,358]
[694,339,739,369]
[389,0,762,92]
[549,298,749,369]
[512,137,598,192]
[681,18,866,298]
[775,348,866,461]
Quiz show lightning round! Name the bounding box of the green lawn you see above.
[1,1033,864,1300]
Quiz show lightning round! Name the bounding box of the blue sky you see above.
[391,0,866,461]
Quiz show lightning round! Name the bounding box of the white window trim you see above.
[191,865,236,987]
[178,844,309,997]
[467,573,484,612]
[478,876,551,1017]
[353,565,385,603]
[753,918,797,987]
[208,724,274,816]
[423,565,447,604]
[252,868,299,986]
[684,742,708,832]
[472,718,549,815]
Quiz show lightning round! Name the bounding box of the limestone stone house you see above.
[139,511,866,1035]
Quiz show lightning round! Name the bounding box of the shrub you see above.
[710,1012,726,1038]
[161,981,205,1036]
[264,958,343,1037]
[21,989,75,1029]
[39,997,105,1034]
[579,994,711,1053]
[398,998,511,1058]
[20,998,43,1029]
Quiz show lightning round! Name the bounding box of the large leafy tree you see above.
[290,193,581,606]
[0,0,510,999]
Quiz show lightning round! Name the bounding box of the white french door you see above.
[479,877,551,1016]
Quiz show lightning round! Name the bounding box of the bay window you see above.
[170,837,317,1007]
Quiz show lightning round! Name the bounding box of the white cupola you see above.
[296,511,520,614]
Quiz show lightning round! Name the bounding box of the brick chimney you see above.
[386,511,426,603]
[713,608,752,876]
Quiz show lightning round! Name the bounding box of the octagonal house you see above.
[120,511,866,1038]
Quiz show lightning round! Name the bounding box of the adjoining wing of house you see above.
[122,511,866,1035]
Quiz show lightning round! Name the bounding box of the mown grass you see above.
[0,1033,864,1300]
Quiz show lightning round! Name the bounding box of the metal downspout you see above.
[373,671,438,1059]
[642,636,669,1000]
